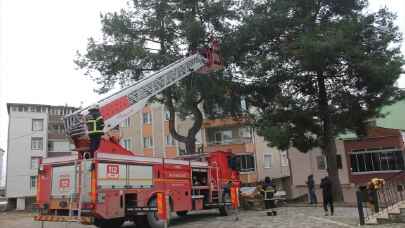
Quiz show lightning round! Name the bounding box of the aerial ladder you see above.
[64,40,223,157]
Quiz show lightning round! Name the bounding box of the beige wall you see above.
[119,103,201,158]
[151,104,164,157]
[120,112,142,154]
[288,140,354,201]
[254,135,290,181]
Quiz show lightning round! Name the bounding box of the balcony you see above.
[48,115,64,123]
[205,137,255,154]
[202,117,249,128]
[48,132,68,140]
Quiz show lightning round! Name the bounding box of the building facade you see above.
[6,103,77,210]
[119,103,203,158]
[343,127,405,184]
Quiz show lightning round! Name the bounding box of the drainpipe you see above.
[251,127,260,182]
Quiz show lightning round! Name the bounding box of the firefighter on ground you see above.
[86,106,104,156]
[367,177,384,212]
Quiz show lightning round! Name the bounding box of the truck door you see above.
[51,164,78,197]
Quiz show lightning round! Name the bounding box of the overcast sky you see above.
[1,1,405,182]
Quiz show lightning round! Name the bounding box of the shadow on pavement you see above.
[169,211,220,226]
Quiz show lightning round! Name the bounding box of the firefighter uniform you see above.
[367,178,385,212]
[86,110,104,154]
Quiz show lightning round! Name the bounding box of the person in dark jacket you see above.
[263,176,273,190]
[306,175,317,205]
[86,107,105,156]
[320,176,334,216]
[262,176,276,209]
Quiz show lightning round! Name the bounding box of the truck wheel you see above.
[94,218,125,228]
[176,211,188,217]
[219,193,232,216]
[147,197,171,228]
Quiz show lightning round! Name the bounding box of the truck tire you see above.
[147,197,171,228]
[219,193,232,216]
[176,211,188,217]
[94,218,125,228]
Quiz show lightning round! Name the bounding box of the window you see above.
[48,141,54,152]
[143,136,153,148]
[336,155,343,169]
[214,130,233,144]
[30,157,39,170]
[264,154,272,168]
[30,176,37,190]
[239,127,251,138]
[241,97,247,111]
[317,155,342,170]
[31,137,43,150]
[121,138,132,150]
[143,112,152,124]
[122,118,131,128]
[165,135,176,145]
[179,148,186,156]
[235,154,255,172]
[32,119,44,131]
[317,156,327,170]
[165,111,171,121]
[350,150,405,173]
[212,104,224,115]
[18,106,23,112]
[280,151,289,167]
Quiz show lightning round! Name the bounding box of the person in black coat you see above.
[320,176,334,216]
[306,175,317,205]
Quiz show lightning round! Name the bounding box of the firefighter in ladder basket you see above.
[86,106,104,157]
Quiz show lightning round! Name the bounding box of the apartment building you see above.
[202,117,290,187]
[6,103,77,210]
[0,148,4,186]
[120,103,290,189]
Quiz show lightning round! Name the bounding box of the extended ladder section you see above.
[64,53,208,138]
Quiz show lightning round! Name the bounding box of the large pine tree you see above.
[75,0,243,154]
[234,0,404,200]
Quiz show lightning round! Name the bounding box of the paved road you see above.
[0,207,402,228]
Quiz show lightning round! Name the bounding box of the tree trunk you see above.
[165,0,203,155]
[165,91,203,155]
[317,71,344,202]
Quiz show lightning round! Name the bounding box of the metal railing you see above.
[207,137,253,145]
[357,170,405,225]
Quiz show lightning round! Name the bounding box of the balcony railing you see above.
[48,115,64,122]
[207,137,253,145]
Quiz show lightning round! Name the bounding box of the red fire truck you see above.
[34,40,241,228]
